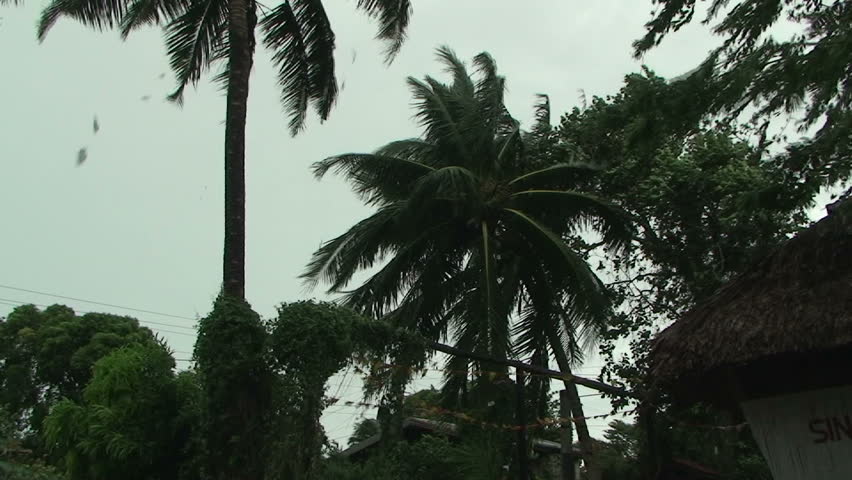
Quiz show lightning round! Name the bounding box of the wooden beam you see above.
[428,341,639,399]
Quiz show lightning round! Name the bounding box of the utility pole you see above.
[516,368,530,480]
[560,390,576,480]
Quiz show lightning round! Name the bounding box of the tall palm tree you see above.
[303,47,633,479]
[33,0,413,299]
[25,2,413,479]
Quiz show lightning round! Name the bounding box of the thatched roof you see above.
[649,198,852,402]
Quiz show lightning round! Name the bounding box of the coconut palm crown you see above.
[304,47,635,375]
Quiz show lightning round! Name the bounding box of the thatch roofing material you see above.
[650,198,852,398]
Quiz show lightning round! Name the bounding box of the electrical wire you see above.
[0,296,197,337]
[0,283,197,321]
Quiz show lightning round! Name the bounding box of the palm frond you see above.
[472,51,509,129]
[163,0,228,104]
[448,285,492,361]
[38,0,128,40]
[440,350,471,408]
[208,33,231,90]
[384,264,471,342]
[339,221,453,318]
[407,76,472,164]
[513,303,556,362]
[120,0,188,37]
[293,0,338,123]
[399,166,480,224]
[373,138,434,159]
[508,162,602,190]
[355,0,412,62]
[301,204,402,291]
[435,45,474,97]
[519,266,590,367]
[261,1,310,134]
[508,190,634,252]
[560,306,603,359]
[531,93,551,134]
[495,118,522,168]
[557,316,585,365]
[514,265,557,357]
[312,151,434,205]
[502,208,611,320]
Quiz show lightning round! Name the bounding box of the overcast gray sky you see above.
[2,0,750,443]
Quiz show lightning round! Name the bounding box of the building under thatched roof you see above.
[649,197,852,406]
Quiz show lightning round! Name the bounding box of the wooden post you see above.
[638,401,660,479]
[516,368,530,480]
[560,390,576,480]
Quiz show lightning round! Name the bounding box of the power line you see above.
[0,296,197,337]
[0,283,197,322]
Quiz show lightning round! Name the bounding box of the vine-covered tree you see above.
[303,46,635,479]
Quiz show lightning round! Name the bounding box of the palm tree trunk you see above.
[546,328,602,480]
[216,2,256,480]
[222,0,254,300]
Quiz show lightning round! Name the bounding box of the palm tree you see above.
[33,0,413,299]
[303,47,633,479]
[26,2,413,479]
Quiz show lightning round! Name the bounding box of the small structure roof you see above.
[649,198,852,402]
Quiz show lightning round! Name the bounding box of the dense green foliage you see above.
[636,0,852,188]
[347,418,379,447]
[0,300,400,480]
[43,343,202,480]
[595,418,768,480]
[598,420,641,480]
[320,388,519,480]
[549,69,812,390]
[0,460,63,480]
[547,67,811,479]
[0,304,161,450]
[322,435,468,480]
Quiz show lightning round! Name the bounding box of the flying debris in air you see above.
[158,73,166,79]
[76,147,88,166]
[93,116,100,134]
[351,49,357,64]
[141,95,151,101]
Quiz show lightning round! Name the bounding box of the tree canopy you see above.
[304,46,634,372]
[635,0,852,188]
[43,343,202,480]
[0,304,162,445]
